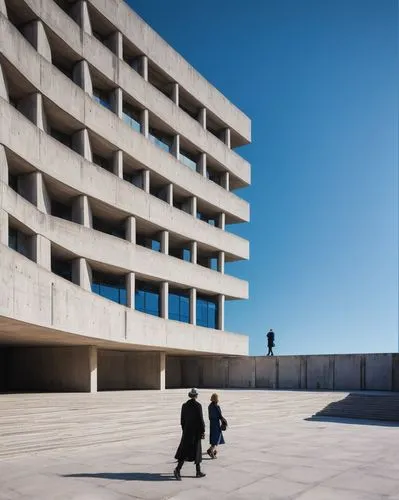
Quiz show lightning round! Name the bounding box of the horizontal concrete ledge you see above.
[166,354,399,392]
[2,184,248,299]
[0,245,249,355]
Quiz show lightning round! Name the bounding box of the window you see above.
[52,258,72,282]
[92,216,125,239]
[197,211,216,226]
[92,154,112,173]
[51,200,72,221]
[180,149,197,172]
[135,280,160,317]
[196,295,218,329]
[136,234,161,252]
[8,227,32,259]
[123,104,141,133]
[149,128,172,153]
[207,169,221,186]
[51,128,72,149]
[93,88,111,110]
[169,290,189,323]
[183,248,191,262]
[92,271,127,306]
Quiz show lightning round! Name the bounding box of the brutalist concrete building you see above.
[0,0,251,392]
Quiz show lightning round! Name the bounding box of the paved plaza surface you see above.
[1,390,399,499]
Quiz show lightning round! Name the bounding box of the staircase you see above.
[314,393,399,423]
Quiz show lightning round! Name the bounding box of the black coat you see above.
[174,399,205,463]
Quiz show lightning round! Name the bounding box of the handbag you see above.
[221,419,228,431]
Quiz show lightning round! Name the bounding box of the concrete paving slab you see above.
[0,390,399,499]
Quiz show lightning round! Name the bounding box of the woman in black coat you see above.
[174,388,206,480]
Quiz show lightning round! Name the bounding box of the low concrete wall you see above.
[6,346,93,392]
[175,354,399,392]
[166,356,181,389]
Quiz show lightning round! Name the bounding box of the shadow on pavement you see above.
[305,415,399,427]
[63,472,175,481]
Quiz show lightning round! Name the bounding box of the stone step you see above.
[314,394,399,422]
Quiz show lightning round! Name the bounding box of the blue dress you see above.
[208,403,225,446]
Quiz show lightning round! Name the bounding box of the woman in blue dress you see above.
[207,393,227,459]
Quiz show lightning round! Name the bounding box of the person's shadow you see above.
[63,472,175,482]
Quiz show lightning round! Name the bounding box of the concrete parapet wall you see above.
[170,354,399,392]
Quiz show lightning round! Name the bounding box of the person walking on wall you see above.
[207,393,227,459]
[174,388,206,480]
[267,329,275,356]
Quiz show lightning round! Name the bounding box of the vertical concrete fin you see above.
[0,0,8,18]
[218,294,225,331]
[33,234,51,270]
[113,150,123,178]
[112,87,123,118]
[0,208,8,246]
[125,216,136,243]
[72,129,92,162]
[71,0,92,35]
[0,62,9,102]
[73,60,93,96]
[22,21,52,63]
[190,288,197,325]
[159,352,166,391]
[126,272,135,309]
[140,109,149,138]
[72,257,92,290]
[0,144,8,184]
[161,282,169,319]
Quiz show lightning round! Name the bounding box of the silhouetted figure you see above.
[267,329,275,356]
[207,393,227,459]
[174,388,206,480]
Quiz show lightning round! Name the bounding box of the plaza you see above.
[1,390,399,499]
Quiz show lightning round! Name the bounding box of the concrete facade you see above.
[0,0,250,392]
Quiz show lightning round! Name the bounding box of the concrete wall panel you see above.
[307,356,334,390]
[201,357,228,388]
[255,356,277,389]
[365,354,392,391]
[278,356,303,390]
[392,354,399,392]
[228,357,255,388]
[181,358,200,388]
[334,354,362,391]
[166,356,181,389]
[7,346,92,392]
[98,350,128,390]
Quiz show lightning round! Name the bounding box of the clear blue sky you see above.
[129,0,398,355]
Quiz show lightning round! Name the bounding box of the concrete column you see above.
[140,55,148,81]
[112,87,123,118]
[161,230,169,255]
[171,83,179,105]
[72,195,92,228]
[198,153,206,177]
[190,196,197,217]
[17,93,48,132]
[219,212,226,231]
[140,109,149,138]
[73,60,93,96]
[222,171,230,191]
[142,169,150,193]
[22,20,52,63]
[125,216,136,243]
[190,241,197,264]
[221,128,231,149]
[218,294,225,331]
[113,150,123,178]
[0,0,7,18]
[0,63,9,102]
[72,129,92,162]
[126,272,135,308]
[161,282,169,319]
[19,172,51,214]
[190,288,197,325]
[159,352,166,391]
[198,108,206,129]
[0,208,8,246]
[172,134,180,161]
[105,31,123,59]
[32,234,51,270]
[71,0,92,35]
[166,184,173,206]
[218,251,225,274]
[72,257,92,291]
[88,346,97,393]
[0,144,8,184]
